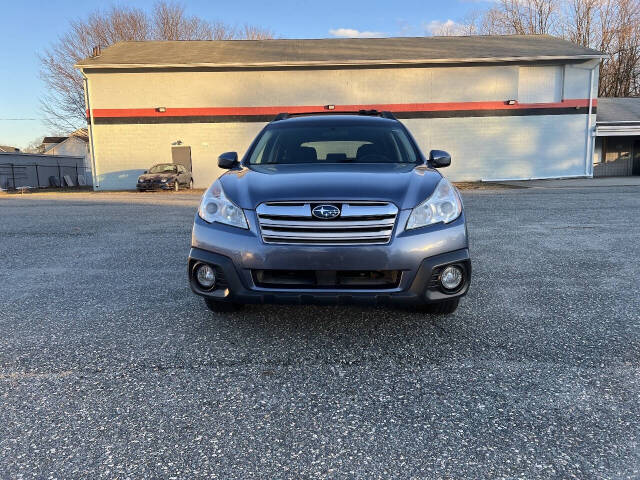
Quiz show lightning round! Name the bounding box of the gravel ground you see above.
[1,187,639,479]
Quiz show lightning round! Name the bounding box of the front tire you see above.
[422,298,459,314]
[204,297,243,312]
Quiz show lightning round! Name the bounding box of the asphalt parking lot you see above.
[1,186,639,479]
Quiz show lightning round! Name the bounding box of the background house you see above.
[0,130,91,190]
[42,129,92,184]
[0,146,20,153]
[42,136,69,152]
[593,98,640,177]
[75,35,604,190]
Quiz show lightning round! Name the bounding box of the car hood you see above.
[219,163,443,210]
[138,173,175,181]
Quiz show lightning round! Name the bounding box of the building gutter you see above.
[80,70,99,189]
[597,120,640,124]
[586,64,596,177]
[74,54,607,70]
[595,124,640,136]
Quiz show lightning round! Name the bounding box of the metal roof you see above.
[595,97,640,136]
[597,97,640,123]
[42,136,68,144]
[76,35,604,69]
[0,145,20,153]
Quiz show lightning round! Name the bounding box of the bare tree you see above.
[486,0,560,35]
[453,0,640,96]
[601,0,640,96]
[563,0,598,46]
[40,1,274,132]
[476,8,514,35]
[452,1,559,36]
[561,0,640,96]
[239,24,275,40]
[22,136,48,154]
[152,2,214,40]
[40,5,149,132]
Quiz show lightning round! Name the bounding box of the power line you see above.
[0,118,40,121]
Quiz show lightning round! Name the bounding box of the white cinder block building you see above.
[75,35,604,190]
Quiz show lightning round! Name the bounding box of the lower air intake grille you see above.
[256,201,398,245]
[253,269,401,289]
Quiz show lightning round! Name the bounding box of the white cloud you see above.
[395,19,416,36]
[329,28,386,38]
[424,19,467,36]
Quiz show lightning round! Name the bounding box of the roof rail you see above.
[271,109,397,122]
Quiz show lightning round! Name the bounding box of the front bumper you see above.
[189,246,470,306]
[137,181,174,191]
[188,210,471,306]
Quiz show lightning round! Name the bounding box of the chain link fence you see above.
[0,153,92,190]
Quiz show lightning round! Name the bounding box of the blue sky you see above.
[0,0,489,148]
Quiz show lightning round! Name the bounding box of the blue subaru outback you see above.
[188,111,471,314]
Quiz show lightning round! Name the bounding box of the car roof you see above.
[268,114,399,127]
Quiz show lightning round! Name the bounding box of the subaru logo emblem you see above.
[312,204,340,220]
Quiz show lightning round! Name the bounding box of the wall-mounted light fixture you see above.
[324,105,336,110]
[506,100,517,105]
[156,107,167,113]
[171,140,183,146]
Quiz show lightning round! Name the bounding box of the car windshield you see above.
[149,164,177,173]
[247,124,419,164]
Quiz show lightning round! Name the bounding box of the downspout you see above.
[586,64,597,177]
[81,70,99,189]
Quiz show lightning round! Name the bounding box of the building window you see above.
[604,138,632,163]
[518,66,563,103]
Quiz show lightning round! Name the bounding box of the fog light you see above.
[195,264,216,289]
[440,265,463,290]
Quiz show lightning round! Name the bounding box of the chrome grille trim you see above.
[256,201,398,245]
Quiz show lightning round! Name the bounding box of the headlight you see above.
[137,176,144,182]
[198,180,248,229]
[160,177,169,183]
[406,178,462,230]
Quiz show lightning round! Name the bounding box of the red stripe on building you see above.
[87,99,597,118]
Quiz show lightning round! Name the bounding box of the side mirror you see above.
[143,170,148,174]
[218,151,239,169]
[429,150,451,168]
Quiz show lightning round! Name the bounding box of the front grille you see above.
[256,201,398,245]
[253,269,401,289]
